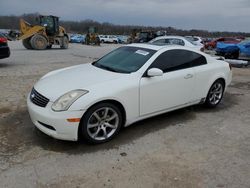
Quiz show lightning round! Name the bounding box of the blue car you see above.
[216,39,250,59]
[70,35,85,43]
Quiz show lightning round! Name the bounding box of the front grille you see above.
[30,88,49,107]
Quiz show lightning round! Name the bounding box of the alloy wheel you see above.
[87,107,119,141]
[208,82,223,105]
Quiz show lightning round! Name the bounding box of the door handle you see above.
[184,74,193,79]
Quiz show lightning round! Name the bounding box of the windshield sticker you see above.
[135,50,150,56]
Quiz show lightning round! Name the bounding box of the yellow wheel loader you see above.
[85,27,100,46]
[19,15,69,50]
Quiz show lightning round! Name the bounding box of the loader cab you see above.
[39,15,59,36]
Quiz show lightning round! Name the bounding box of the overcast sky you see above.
[1,0,250,32]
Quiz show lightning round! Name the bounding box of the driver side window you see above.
[149,49,207,73]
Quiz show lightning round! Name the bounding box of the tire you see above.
[232,51,239,59]
[208,46,213,50]
[22,38,32,49]
[205,79,225,108]
[46,44,52,49]
[80,103,123,144]
[225,51,239,59]
[101,40,104,43]
[30,34,48,50]
[60,36,69,49]
[95,37,100,46]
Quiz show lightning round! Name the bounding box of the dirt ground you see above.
[0,41,250,188]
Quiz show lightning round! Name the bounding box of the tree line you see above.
[0,13,249,38]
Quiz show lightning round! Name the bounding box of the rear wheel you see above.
[205,80,225,108]
[22,38,32,49]
[232,50,239,59]
[80,103,123,144]
[60,36,69,49]
[30,34,48,50]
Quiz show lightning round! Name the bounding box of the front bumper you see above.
[239,52,250,59]
[27,95,85,141]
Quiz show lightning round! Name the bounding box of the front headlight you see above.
[52,90,89,112]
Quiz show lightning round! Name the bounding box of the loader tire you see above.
[30,34,48,50]
[22,38,32,49]
[60,36,69,49]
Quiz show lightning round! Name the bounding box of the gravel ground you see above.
[0,41,250,188]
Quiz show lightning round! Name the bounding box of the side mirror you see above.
[147,68,163,77]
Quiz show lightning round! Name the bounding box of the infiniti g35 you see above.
[27,44,232,144]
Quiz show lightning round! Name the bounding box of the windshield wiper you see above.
[97,64,117,72]
[94,63,129,73]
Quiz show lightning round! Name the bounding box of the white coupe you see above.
[149,36,204,51]
[27,44,232,144]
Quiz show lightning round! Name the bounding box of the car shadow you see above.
[12,47,69,51]
[1,106,195,157]
[0,92,238,157]
[0,62,12,68]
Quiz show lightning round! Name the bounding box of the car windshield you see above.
[93,46,156,73]
[185,37,197,45]
[0,32,6,37]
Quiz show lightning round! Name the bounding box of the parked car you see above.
[99,35,119,43]
[185,36,204,46]
[27,44,232,144]
[149,36,204,51]
[205,37,240,50]
[117,35,129,44]
[70,34,85,43]
[0,32,10,59]
[216,39,250,59]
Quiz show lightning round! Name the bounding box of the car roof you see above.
[152,35,188,40]
[127,43,197,52]
[126,43,166,51]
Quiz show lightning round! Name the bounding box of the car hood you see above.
[34,63,123,101]
[216,42,238,49]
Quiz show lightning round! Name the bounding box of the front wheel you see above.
[205,80,225,108]
[30,34,48,50]
[80,103,123,144]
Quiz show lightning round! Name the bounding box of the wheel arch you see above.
[206,76,226,96]
[216,77,226,87]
